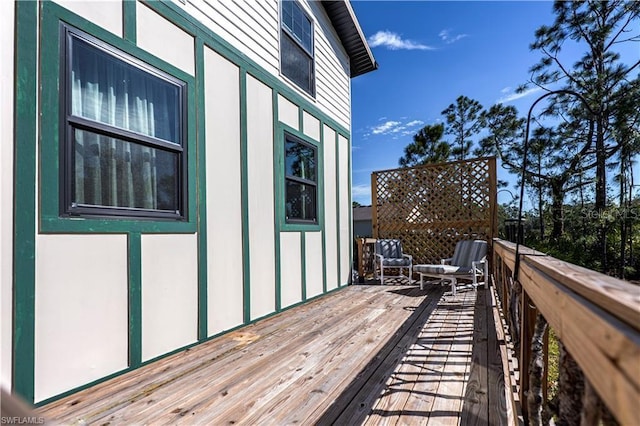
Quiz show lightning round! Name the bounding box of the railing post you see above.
[357,238,365,283]
[519,290,537,423]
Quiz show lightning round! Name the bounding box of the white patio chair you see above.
[374,239,413,285]
[414,240,488,295]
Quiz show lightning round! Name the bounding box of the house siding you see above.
[1,0,15,392]
[174,0,351,129]
[7,0,357,405]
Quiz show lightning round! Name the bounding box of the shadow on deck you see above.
[39,283,516,425]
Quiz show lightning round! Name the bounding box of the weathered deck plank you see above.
[38,284,510,425]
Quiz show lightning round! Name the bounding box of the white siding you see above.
[305,232,324,298]
[52,0,123,37]
[306,1,351,129]
[338,134,350,285]
[246,74,276,320]
[323,125,339,290]
[204,47,244,336]
[280,232,302,308]
[34,235,129,402]
[174,0,279,75]
[137,1,195,75]
[278,94,299,130]
[302,111,320,142]
[0,0,14,390]
[178,0,351,129]
[141,234,198,362]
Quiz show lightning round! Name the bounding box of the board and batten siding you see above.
[280,232,303,308]
[34,235,129,402]
[323,125,339,291]
[338,134,351,285]
[246,74,277,320]
[1,0,15,391]
[10,0,358,405]
[141,234,199,362]
[175,0,351,129]
[203,47,244,337]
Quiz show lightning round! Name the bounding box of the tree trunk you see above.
[620,159,627,279]
[596,116,608,271]
[551,180,565,241]
[538,153,545,242]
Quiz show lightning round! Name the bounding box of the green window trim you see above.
[277,123,324,232]
[284,132,318,224]
[39,2,197,234]
[60,24,187,221]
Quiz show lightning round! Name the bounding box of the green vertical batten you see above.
[300,232,307,300]
[128,232,142,368]
[195,37,208,340]
[273,90,282,312]
[240,70,251,324]
[319,123,328,293]
[335,131,342,286]
[13,0,38,404]
[123,0,136,43]
[347,134,353,285]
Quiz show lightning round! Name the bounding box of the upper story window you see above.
[284,133,317,223]
[61,25,186,220]
[280,0,315,97]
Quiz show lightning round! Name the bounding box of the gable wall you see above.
[8,0,355,404]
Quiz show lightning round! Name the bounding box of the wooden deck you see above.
[39,283,512,425]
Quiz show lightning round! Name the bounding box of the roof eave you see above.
[321,0,378,78]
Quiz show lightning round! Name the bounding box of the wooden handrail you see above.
[492,238,640,425]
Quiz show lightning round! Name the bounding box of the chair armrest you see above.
[403,254,413,262]
[472,257,487,271]
[441,257,453,265]
[375,254,384,262]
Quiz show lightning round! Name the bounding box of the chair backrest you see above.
[375,239,404,259]
[451,240,487,268]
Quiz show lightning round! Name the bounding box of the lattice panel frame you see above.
[372,157,497,265]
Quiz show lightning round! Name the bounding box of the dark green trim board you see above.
[347,134,354,285]
[123,0,136,43]
[195,37,208,340]
[319,123,328,294]
[128,232,142,368]
[335,131,342,288]
[272,90,282,312]
[300,232,307,301]
[239,69,251,324]
[13,0,38,404]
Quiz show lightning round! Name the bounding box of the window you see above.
[280,1,314,96]
[61,26,186,219]
[284,133,317,223]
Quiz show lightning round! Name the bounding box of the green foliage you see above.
[398,123,451,167]
[441,95,484,161]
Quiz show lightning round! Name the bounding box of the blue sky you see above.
[348,1,637,207]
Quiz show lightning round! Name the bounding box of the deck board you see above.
[38,284,509,425]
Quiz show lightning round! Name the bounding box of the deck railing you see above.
[492,238,640,425]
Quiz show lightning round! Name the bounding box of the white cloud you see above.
[368,31,434,51]
[439,29,468,44]
[371,120,401,135]
[352,184,371,199]
[500,86,513,94]
[497,87,543,103]
[369,118,425,137]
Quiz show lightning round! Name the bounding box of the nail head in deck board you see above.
[38,285,512,425]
